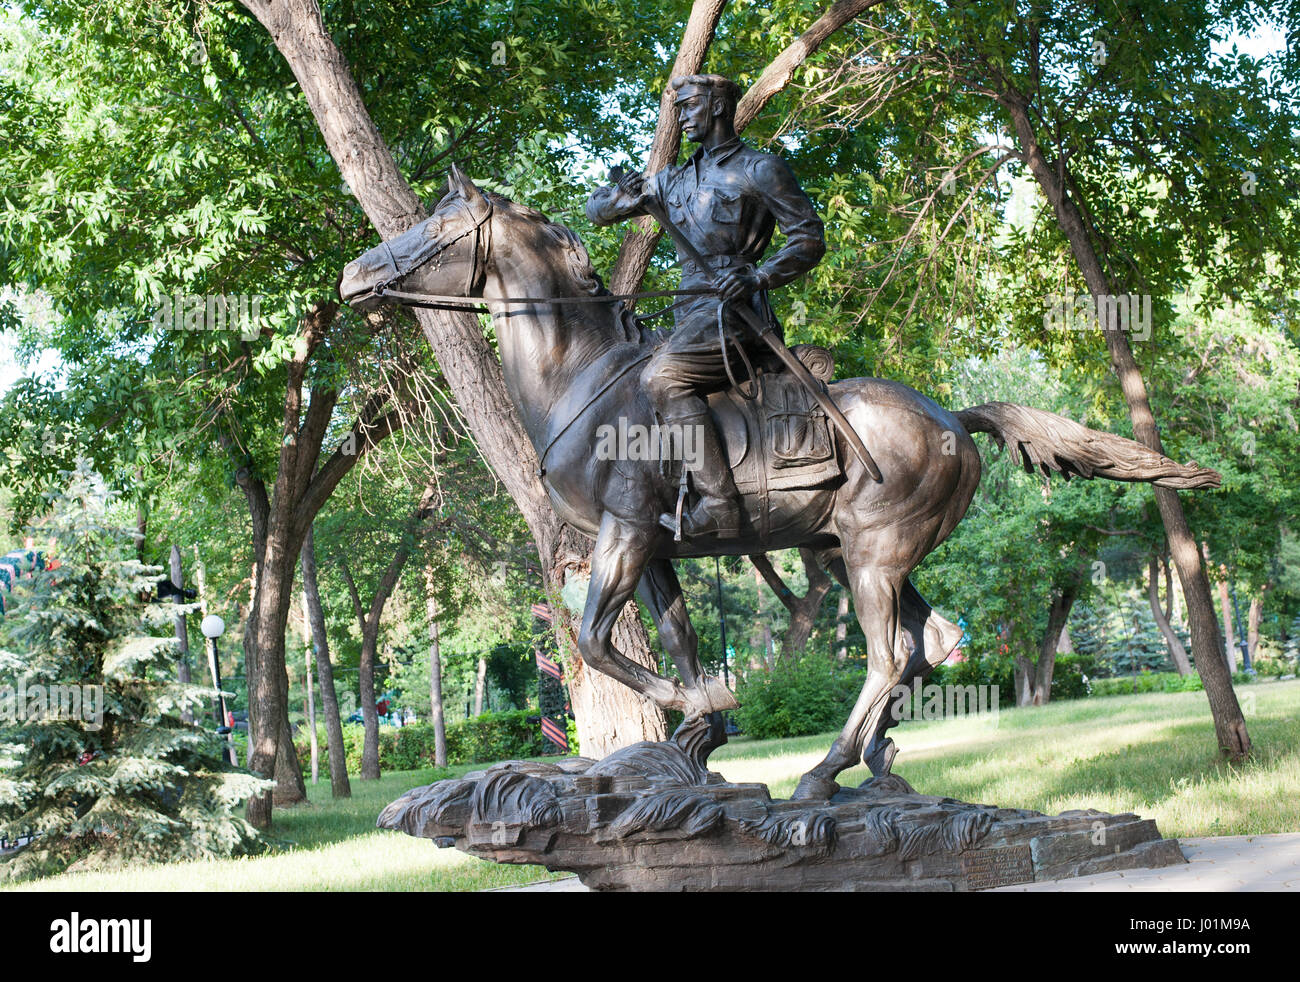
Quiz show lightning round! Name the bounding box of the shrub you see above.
[294,709,555,774]
[1049,653,1096,700]
[931,654,1016,706]
[1088,671,1204,697]
[734,653,865,740]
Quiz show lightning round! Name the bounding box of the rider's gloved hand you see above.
[613,170,650,211]
[715,265,767,301]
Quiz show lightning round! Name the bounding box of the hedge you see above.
[294,709,580,775]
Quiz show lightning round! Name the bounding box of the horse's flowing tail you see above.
[955,402,1221,490]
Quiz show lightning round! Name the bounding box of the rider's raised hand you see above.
[615,170,649,209]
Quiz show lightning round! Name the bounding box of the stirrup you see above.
[658,465,691,542]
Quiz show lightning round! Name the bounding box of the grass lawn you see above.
[5,679,1297,892]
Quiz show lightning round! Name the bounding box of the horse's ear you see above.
[448,163,484,201]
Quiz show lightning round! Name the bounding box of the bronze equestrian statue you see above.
[586,74,828,539]
[339,74,1219,800]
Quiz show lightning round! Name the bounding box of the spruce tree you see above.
[0,462,270,881]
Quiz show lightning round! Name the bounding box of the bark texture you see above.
[301,526,351,798]
[1149,554,1192,675]
[1000,88,1251,759]
[423,567,448,768]
[240,0,666,766]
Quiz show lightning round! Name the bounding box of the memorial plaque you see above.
[961,844,1034,889]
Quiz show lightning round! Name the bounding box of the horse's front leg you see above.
[576,513,688,711]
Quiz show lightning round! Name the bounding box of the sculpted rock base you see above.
[377,740,1186,891]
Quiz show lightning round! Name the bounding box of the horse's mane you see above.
[485,191,642,342]
[484,192,605,296]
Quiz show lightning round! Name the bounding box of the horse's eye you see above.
[423,217,444,239]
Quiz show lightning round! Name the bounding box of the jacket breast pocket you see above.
[710,188,743,225]
[667,192,687,225]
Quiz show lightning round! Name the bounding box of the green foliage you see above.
[0,462,269,881]
[1089,672,1206,697]
[294,708,557,773]
[734,653,865,740]
[930,655,1015,706]
[1071,591,1175,677]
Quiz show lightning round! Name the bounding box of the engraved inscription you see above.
[962,844,1034,890]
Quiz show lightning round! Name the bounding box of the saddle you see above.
[661,344,841,495]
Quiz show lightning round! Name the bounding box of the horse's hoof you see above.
[695,674,740,714]
[791,773,840,801]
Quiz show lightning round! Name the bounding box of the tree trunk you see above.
[301,527,350,798]
[169,545,193,724]
[358,628,381,780]
[1013,651,1034,707]
[135,502,147,563]
[241,0,666,759]
[566,601,668,755]
[305,637,318,785]
[1164,549,1177,625]
[1247,595,1262,660]
[834,589,851,660]
[424,567,447,768]
[751,551,833,657]
[473,656,487,716]
[1216,573,1238,673]
[1149,554,1192,675]
[750,564,775,668]
[1032,580,1079,705]
[274,627,309,806]
[1002,90,1251,759]
[1057,625,1074,654]
[340,556,384,781]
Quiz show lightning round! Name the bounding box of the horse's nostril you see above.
[344,262,360,278]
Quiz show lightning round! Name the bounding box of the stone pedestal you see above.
[377,740,1186,891]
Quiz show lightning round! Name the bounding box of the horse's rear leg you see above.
[793,565,908,800]
[861,580,965,775]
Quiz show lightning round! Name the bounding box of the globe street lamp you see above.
[201,614,235,765]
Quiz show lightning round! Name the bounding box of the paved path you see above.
[491,833,1300,892]
[988,833,1300,892]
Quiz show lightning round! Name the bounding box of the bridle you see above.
[367,196,716,313]
[373,197,494,307]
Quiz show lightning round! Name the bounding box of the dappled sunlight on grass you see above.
[713,680,1300,837]
[5,681,1295,890]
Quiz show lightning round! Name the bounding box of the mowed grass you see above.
[710,678,1300,838]
[5,680,1297,891]
[4,762,570,893]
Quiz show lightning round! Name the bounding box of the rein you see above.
[374,285,717,312]
[368,198,720,312]
[363,201,749,478]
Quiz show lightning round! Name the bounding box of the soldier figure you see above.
[586,73,826,539]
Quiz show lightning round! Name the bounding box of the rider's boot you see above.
[661,411,742,539]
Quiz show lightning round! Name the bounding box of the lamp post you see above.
[201,615,235,765]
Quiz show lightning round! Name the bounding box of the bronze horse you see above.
[340,167,1219,799]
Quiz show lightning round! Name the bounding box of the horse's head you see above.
[340,164,494,312]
